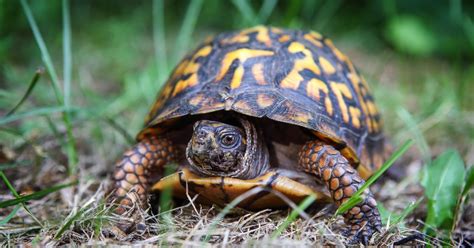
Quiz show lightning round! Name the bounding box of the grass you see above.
[5,69,43,117]
[1,1,473,246]
[270,194,317,239]
[20,0,78,175]
[152,0,168,86]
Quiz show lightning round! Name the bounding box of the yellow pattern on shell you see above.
[230,65,245,89]
[304,33,323,48]
[216,48,274,81]
[171,45,212,96]
[330,81,353,123]
[306,78,334,116]
[257,94,274,108]
[349,106,361,129]
[252,63,268,85]
[221,26,272,46]
[319,56,336,74]
[280,42,321,90]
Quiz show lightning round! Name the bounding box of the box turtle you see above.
[111,26,390,244]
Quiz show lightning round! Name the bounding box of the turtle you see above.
[111,26,390,244]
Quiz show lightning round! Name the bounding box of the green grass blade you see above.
[5,68,43,116]
[231,0,259,25]
[462,166,474,197]
[0,127,23,137]
[20,0,62,103]
[336,196,363,215]
[61,0,77,175]
[156,165,176,238]
[158,164,177,213]
[174,0,203,62]
[54,203,87,239]
[314,0,343,31]
[0,171,43,227]
[379,197,422,226]
[270,194,316,239]
[45,116,63,142]
[397,107,431,163]
[257,0,277,24]
[0,205,21,225]
[463,16,474,48]
[21,0,78,174]
[153,0,168,86]
[0,106,76,125]
[0,171,22,199]
[54,196,108,240]
[62,0,72,109]
[103,117,135,145]
[0,161,31,170]
[0,181,77,208]
[336,139,414,215]
[395,198,422,225]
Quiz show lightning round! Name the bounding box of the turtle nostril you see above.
[196,130,207,141]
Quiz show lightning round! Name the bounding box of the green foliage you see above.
[152,0,168,86]
[462,166,474,197]
[173,0,204,64]
[397,107,431,163]
[0,180,77,208]
[0,171,43,227]
[5,69,43,116]
[0,106,78,126]
[378,198,422,226]
[0,205,21,226]
[270,195,316,238]
[231,0,259,26]
[385,15,437,56]
[53,195,104,239]
[421,149,468,238]
[20,0,78,175]
[158,164,178,213]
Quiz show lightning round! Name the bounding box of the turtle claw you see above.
[109,195,147,235]
[343,220,382,245]
[343,228,371,245]
[102,225,128,239]
[361,235,369,246]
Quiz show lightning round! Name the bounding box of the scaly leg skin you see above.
[111,136,177,232]
[298,140,382,245]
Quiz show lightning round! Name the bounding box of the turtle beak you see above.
[188,121,219,172]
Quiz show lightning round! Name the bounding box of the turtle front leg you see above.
[298,140,381,245]
[112,136,178,217]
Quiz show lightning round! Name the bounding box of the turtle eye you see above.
[220,133,239,148]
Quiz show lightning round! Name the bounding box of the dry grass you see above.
[0,134,441,246]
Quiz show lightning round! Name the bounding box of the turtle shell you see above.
[138,26,388,177]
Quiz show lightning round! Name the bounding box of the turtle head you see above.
[187,120,247,177]
[186,119,268,179]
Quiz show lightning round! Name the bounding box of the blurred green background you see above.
[1,0,473,163]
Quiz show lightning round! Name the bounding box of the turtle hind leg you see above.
[298,140,382,245]
[112,136,178,217]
